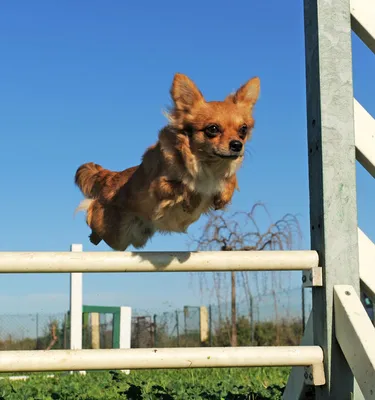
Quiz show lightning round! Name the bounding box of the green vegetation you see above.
[0,367,291,399]
[0,317,305,398]
[0,315,305,398]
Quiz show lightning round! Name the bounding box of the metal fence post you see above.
[175,310,180,347]
[153,314,157,346]
[209,305,213,347]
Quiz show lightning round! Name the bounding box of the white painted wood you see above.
[351,0,375,53]
[119,307,132,349]
[69,244,85,375]
[358,228,375,301]
[120,306,132,375]
[91,313,100,350]
[0,346,324,373]
[69,244,83,351]
[334,285,375,399]
[200,306,209,343]
[354,99,375,177]
[304,363,326,386]
[284,313,363,400]
[302,266,323,287]
[0,250,319,273]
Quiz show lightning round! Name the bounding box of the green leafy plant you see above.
[0,368,290,399]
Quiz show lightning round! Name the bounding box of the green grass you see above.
[0,367,291,399]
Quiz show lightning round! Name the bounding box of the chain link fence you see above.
[0,313,67,350]
[131,316,154,347]
[150,286,311,348]
[0,286,372,351]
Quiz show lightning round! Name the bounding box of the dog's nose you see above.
[229,140,243,152]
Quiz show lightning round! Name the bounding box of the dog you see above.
[74,73,260,251]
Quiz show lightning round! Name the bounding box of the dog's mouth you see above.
[213,151,242,160]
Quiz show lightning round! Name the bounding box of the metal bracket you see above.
[304,364,326,386]
[302,267,323,287]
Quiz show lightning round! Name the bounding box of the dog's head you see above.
[167,73,260,165]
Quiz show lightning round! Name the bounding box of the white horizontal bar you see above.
[358,228,375,301]
[351,0,375,53]
[0,346,324,373]
[334,285,375,399]
[0,250,319,273]
[354,99,375,177]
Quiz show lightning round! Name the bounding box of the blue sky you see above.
[0,1,374,316]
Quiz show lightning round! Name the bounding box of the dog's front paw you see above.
[182,199,194,213]
[182,192,201,213]
[213,195,229,211]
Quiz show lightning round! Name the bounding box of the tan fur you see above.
[74,73,260,251]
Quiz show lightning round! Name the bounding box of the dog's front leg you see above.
[152,177,201,214]
[181,191,201,214]
[152,177,187,218]
[213,175,238,210]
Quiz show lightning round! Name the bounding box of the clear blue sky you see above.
[0,0,374,316]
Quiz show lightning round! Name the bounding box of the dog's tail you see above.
[73,197,102,246]
[74,162,108,199]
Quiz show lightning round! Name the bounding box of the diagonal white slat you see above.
[284,311,365,400]
[358,228,375,301]
[334,285,375,399]
[351,0,375,53]
[354,99,375,177]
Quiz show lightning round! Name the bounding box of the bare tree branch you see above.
[190,202,303,346]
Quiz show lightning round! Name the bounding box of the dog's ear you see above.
[170,73,204,111]
[229,77,260,107]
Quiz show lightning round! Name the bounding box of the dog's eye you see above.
[238,124,248,138]
[204,124,220,138]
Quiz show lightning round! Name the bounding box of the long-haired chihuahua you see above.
[74,73,260,251]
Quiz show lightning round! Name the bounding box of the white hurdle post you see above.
[120,306,132,374]
[69,244,85,375]
[69,244,133,375]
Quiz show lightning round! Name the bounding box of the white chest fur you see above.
[153,195,212,233]
[153,161,239,233]
[183,163,233,197]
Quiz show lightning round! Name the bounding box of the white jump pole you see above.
[120,306,132,374]
[69,244,85,375]
[0,250,319,273]
[0,346,325,373]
